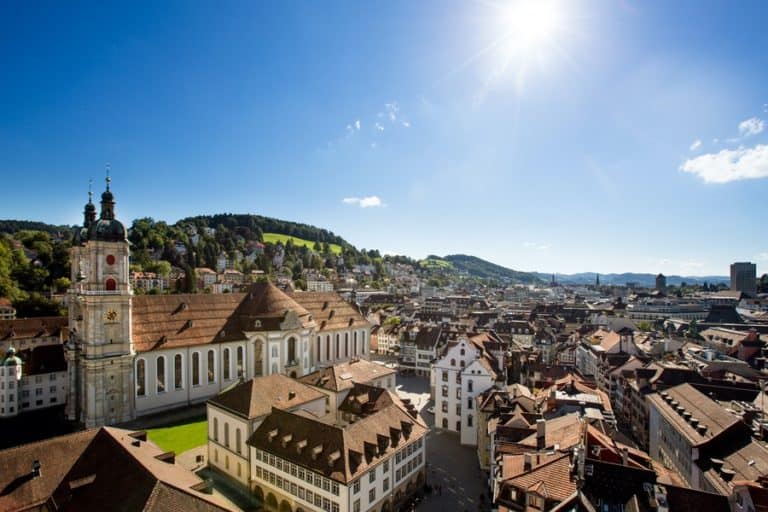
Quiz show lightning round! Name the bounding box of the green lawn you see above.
[146,418,208,455]
[263,232,343,255]
[419,257,453,270]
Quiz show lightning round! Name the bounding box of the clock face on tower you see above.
[104,309,119,323]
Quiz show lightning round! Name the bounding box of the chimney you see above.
[524,453,533,472]
[288,391,296,400]
[536,419,546,451]
[31,460,41,478]
[621,447,629,466]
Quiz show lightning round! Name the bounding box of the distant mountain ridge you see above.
[534,272,729,287]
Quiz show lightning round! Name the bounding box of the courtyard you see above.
[394,373,490,512]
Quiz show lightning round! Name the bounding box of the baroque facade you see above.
[65,180,371,428]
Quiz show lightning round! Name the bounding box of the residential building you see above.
[206,374,327,486]
[248,383,428,512]
[0,298,15,320]
[399,325,441,376]
[299,359,396,413]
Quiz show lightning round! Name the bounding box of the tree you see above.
[53,277,71,293]
[636,321,652,332]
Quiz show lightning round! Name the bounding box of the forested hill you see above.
[178,214,347,246]
[0,220,73,235]
[443,254,542,284]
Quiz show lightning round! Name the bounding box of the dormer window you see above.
[254,320,262,328]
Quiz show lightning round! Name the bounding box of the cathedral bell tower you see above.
[66,175,135,427]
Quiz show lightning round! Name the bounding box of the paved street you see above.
[395,374,490,512]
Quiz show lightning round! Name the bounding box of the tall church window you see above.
[223,348,231,380]
[156,356,165,393]
[224,423,230,448]
[105,278,116,291]
[316,336,321,361]
[213,417,218,441]
[207,350,215,384]
[288,338,296,364]
[174,354,183,389]
[236,428,242,454]
[345,334,349,358]
[335,335,340,360]
[271,345,278,358]
[326,336,331,361]
[192,352,200,386]
[361,331,366,354]
[236,346,244,377]
[136,359,146,396]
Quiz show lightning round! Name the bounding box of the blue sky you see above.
[1,0,767,276]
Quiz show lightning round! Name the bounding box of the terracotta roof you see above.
[131,293,245,352]
[248,385,428,484]
[0,427,233,512]
[503,454,576,502]
[208,374,325,419]
[298,359,395,393]
[518,413,583,450]
[0,317,68,341]
[290,292,369,332]
[647,383,741,446]
[17,344,66,375]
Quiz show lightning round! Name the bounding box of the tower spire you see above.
[105,163,111,191]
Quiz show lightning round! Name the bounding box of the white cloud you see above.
[354,120,361,130]
[342,196,384,208]
[402,121,411,128]
[680,144,768,183]
[385,102,399,122]
[523,241,550,250]
[738,117,765,137]
[375,122,384,131]
[689,139,702,151]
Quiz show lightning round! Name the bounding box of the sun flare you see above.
[503,0,563,48]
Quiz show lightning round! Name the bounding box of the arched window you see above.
[223,348,231,380]
[236,346,244,377]
[236,429,242,454]
[335,335,340,360]
[288,337,296,364]
[136,359,146,396]
[362,331,366,354]
[207,350,215,384]
[345,334,349,357]
[326,336,331,361]
[105,278,116,291]
[468,379,473,392]
[460,349,465,356]
[460,360,465,369]
[213,417,219,441]
[450,359,456,367]
[442,418,448,428]
[156,356,165,393]
[174,354,183,389]
[192,352,200,386]
[224,423,230,448]
[316,336,321,361]
[271,345,278,358]
[354,332,358,354]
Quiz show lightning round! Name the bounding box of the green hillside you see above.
[443,254,541,284]
[263,233,342,255]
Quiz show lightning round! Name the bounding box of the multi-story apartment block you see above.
[248,383,428,512]
[206,374,327,486]
[432,336,500,445]
[731,262,757,294]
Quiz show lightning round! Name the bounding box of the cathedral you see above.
[65,179,371,428]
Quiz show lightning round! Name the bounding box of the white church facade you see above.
[64,179,371,428]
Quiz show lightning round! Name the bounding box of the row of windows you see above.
[394,438,423,465]
[136,347,245,396]
[256,466,340,512]
[212,418,244,454]
[396,453,423,483]
[254,449,340,496]
[316,331,367,362]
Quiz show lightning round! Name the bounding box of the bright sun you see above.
[503,1,563,48]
